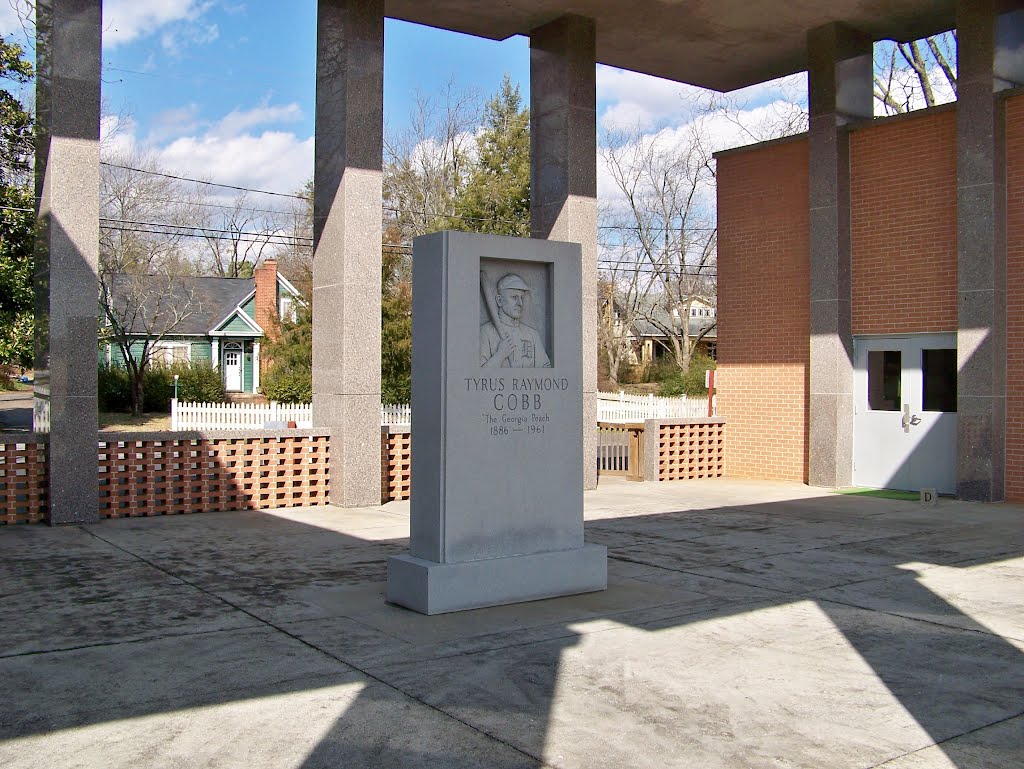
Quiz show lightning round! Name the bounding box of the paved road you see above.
[0,391,32,431]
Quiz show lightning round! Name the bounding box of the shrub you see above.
[98,363,131,411]
[262,368,312,404]
[142,365,175,412]
[656,353,717,397]
[172,361,226,403]
[99,360,227,413]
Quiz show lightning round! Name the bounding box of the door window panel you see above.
[922,348,957,412]
[867,350,901,411]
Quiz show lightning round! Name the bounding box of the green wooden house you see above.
[101,259,302,395]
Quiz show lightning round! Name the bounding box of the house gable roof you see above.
[211,304,265,335]
[105,274,257,337]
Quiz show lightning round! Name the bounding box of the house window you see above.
[154,342,191,365]
[280,296,296,323]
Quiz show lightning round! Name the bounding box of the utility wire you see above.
[99,162,306,200]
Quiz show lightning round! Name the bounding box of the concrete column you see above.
[530,15,598,490]
[806,23,872,488]
[33,0,102,524]
[312,0,384,507]
[955,2,1023,501]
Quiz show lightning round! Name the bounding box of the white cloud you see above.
[0,0,31,34]
[597,66,701,132]
[597,66,808,138]
[103,0,214,48]
[159,131,313,199]
[146,103,204,144]
[596,95,807,220]
[160,21,220,56]
[212,102,303,139]
[101,99,313,203]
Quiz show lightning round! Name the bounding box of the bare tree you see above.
[272,179,313,298]
[383,80,480,241]
[600,121,718,373]
[197,191,284,278]
[874,32,957,115]
[99,273,200,415]
[100,149,204,275]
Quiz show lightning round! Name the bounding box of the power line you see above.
[100,216,312,243]
[99,162,307,200]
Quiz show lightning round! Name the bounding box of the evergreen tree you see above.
[261,304,313,404]
[381,230,411,404]
[0,36,35,370]
[450,75,530,237]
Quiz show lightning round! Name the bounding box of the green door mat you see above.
[833,488,922,501]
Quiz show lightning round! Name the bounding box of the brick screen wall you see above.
[98,434,330,518]
[715,138,810,482]
[656,422,726,481]
[849,109,958,335]
[0,432,330,523]
[0,439,47,524]
[382,428,411,502]
[1006,93,1024,502]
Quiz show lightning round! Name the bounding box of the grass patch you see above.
[833,487,921,501]
[99,412,171,432]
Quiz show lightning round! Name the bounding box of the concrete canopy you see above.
[384,0,957,91]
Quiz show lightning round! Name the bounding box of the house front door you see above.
[224,348,242,392]
[853,333,957,494]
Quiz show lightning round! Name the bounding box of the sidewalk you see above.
[1,478,1021,768]
[0,390,32,432]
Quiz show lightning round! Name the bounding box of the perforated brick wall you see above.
[382,428,411,502]
[1,432,331,523]
[98,434,330,518]
[1006,92,1024,502]
[657,422,725,481]
[0,440,47,524]
[849,108,958,335]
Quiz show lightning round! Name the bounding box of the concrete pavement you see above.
[1,478,1021,768]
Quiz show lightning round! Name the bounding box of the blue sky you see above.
[1,0,808,203]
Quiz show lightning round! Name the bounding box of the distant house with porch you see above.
[100,259,302,395]
[633,298,718,363]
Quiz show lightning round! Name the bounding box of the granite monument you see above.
[387,231,607,614]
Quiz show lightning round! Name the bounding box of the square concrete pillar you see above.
[530,14,598,490]
[954,2,1023,501]
[313,0,383,507]
[33,0,102,524]
[806,23,872,488]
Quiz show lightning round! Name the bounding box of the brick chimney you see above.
[254,257,281,342]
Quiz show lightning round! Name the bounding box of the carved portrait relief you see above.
[480,260,552,368]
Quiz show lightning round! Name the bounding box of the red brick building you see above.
[716,91,1024,501]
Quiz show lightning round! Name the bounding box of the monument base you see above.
[386,544,608,615]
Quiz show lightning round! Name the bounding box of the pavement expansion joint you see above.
[0,622,270,661]
[865,707,1024,769]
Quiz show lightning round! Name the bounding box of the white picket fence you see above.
[380,403,412,426]
[170,394,710,431]
[171,400,313,431]
[596,391,715,421]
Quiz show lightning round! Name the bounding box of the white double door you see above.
[853,333,957,494]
